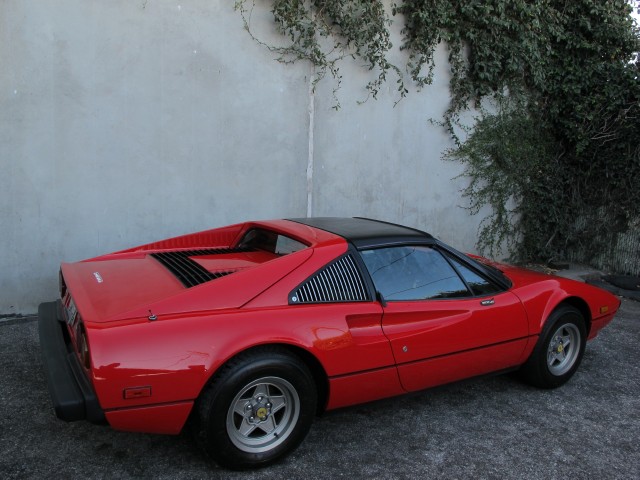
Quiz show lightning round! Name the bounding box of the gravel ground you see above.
[1,300,638,479]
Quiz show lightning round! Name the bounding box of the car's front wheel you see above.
[520,305,587,389]
[194,347,317,469]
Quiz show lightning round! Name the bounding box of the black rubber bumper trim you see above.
[38,301,105,423]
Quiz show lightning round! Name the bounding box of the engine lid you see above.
[60,247,314,324]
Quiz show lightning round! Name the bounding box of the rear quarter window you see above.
[238,229,308,256]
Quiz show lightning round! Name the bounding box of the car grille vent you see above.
[289,254,370,304]
[150,248,250,288]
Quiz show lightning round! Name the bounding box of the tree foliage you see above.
[236,0,640,269]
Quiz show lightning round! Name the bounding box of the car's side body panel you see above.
[326,367,404,410]
[396,338,531,392]
[381,292,529,363]
[380,291,530,391]
[87,302,393,406]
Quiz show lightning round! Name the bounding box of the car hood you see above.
[61,248,313,324]
[469,255,556,288]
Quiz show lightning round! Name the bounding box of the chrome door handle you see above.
[480,299,495,306]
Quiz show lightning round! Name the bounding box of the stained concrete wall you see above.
[311,44,484,246]
[1,1,487,314]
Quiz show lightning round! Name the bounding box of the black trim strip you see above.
[105,399,194,413]
[328,335,536,381]
[394,335,536,368]
[328,363,399,380]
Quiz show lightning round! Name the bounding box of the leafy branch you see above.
[235,0,406,107]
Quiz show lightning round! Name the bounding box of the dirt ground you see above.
[1,300,638,479]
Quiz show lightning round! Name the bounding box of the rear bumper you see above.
[38,301,104,423]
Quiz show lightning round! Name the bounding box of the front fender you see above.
[510,276,619,334]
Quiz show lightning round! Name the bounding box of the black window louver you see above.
[150,248,249,288]
[289,254,370,304]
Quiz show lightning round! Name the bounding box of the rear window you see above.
[237,228,307,256]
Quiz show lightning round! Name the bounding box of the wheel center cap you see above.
[557,344,564,353]
[255,407,268,420]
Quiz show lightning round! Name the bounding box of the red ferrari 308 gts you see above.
[38,217,619,469]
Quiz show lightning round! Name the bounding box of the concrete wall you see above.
[1,1,487,314]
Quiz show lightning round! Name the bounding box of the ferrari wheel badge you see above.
[256,407,268,420]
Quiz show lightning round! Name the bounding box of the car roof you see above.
[288,217,433,249]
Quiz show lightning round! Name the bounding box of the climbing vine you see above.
[236,0,640,270]
[234,0,406,104]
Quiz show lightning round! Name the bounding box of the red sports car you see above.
[38,217,619,469]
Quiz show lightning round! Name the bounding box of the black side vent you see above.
[150,248,249,288]
[289,254,370,304]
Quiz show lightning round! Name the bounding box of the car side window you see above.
[360,246,469,301]
[445,255,502,296]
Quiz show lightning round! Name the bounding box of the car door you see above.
[359,245,529,392]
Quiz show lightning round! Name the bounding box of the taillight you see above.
[76,323,91,370]
[59,270,67,299]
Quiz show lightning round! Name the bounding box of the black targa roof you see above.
[289,217,433,249]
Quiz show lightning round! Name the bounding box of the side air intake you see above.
[289,254,370,304]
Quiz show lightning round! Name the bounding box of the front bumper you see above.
[38,301,104,423]
[588,311,617,340]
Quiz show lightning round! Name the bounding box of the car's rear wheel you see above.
[520,305,587,389]
[194,347,317,469]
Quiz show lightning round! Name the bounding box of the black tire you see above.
[520,305,587,389]
[194,347,317,470]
